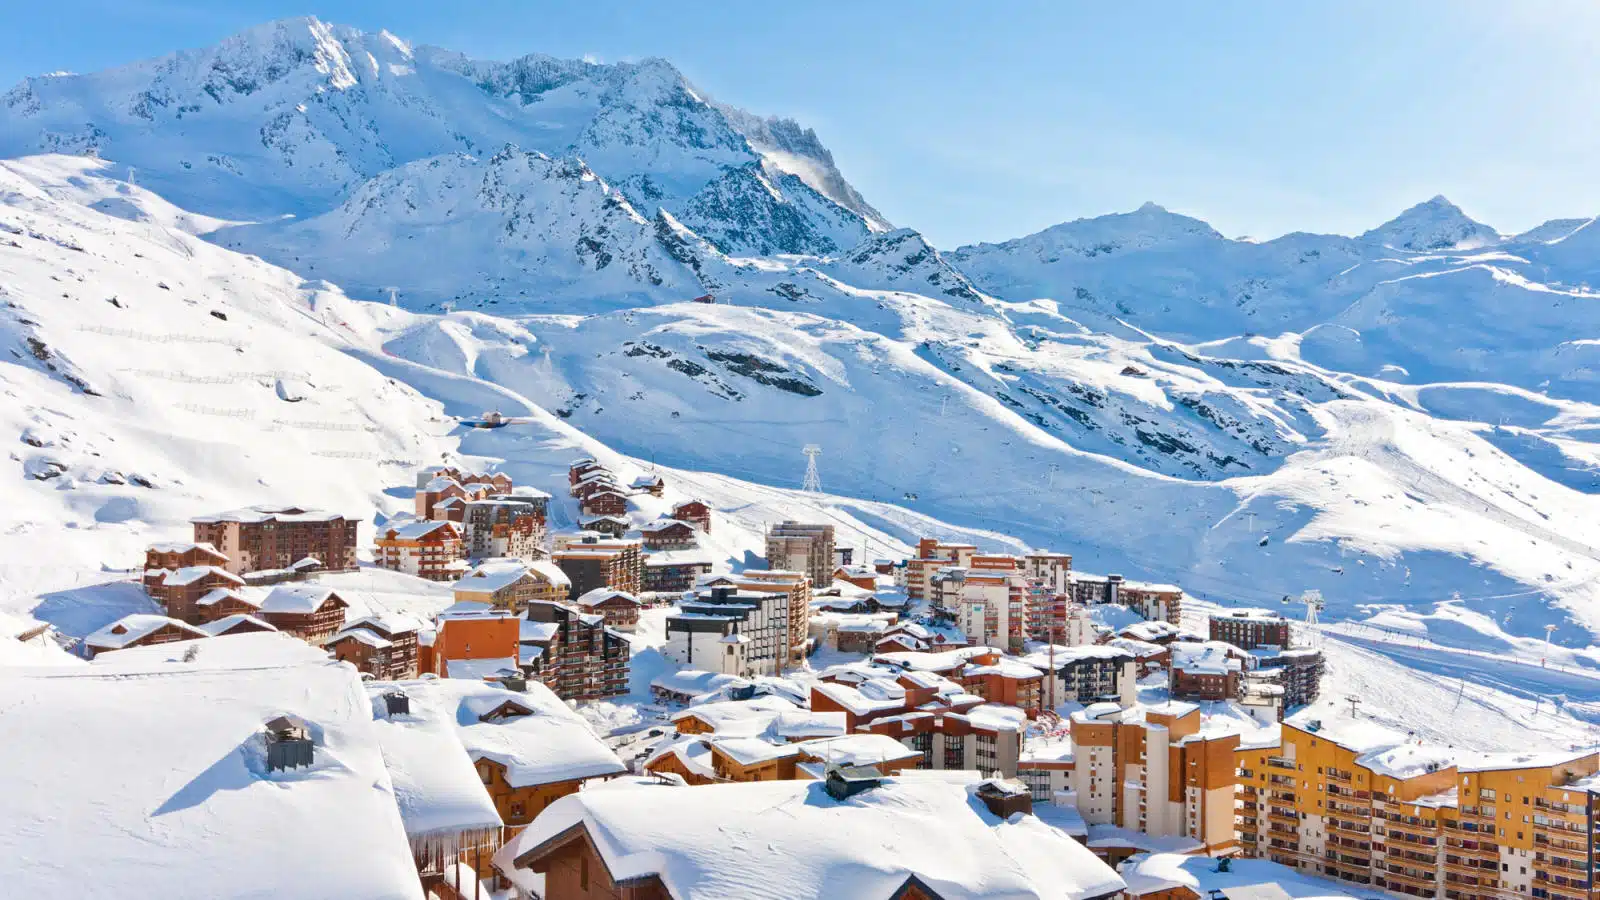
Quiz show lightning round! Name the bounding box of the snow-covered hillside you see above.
[0,155,1012,645]
[6,17,1600,664]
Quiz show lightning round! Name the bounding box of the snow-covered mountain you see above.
[8,18,1600,667]
[0,16,880,249]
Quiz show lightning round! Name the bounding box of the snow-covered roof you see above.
[191,505,347,524]
[259,584,342,614]
[198,614,278,636]
[453,681,625,788]
[812,680,908,717]
[85,613,206,650]
[453,561,533,594]
[520,619,560,643]
[163,564,244,587]
[381,520,457,541]
[1119,620,1180,642]
[196,587,255,608]
[1458,749,1597,773]
[711,736,803,766]
[1118,852,1361,900]
[496,776,1125,900]
[89,631,325,667]
[576,587,640,608]
[0,661,420,898]
[1170,641,1243,675]
[795,733,921,766]
[444,657,520,681]
[772,710,848,740]
[1355,741,1456,780]
[364,683,503,843]
[951,703,1031,733]
[651,669,744,698]
[966,657,1045,680]
[644,735,718,779]
[1017,644,1133,670]
[672,694,798,737]
[330,627,393,650]
[1213,608,1288,624]
[874,646,993,673]
[147,541,223,556]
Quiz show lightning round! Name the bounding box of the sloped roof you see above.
[0,661,421,899]
[498,777,1125,900]
[259,585,343,614]
[85,614,206,650]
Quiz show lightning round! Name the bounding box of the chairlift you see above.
[903,492,919,501]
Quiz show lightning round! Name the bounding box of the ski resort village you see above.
[7,13,1600,900]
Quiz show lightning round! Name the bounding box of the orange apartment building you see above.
[906,538,977,600]
[374,519,466,582]
[1235,721,1600,900]
[1067,702,1242,859]
[190,506,360,574]
[430,609,522,677]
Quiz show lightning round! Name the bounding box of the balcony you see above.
[1386,829,1440,849]
[1328,819,1373,837]
[1267,756,1297,770]
[1383,867,1439,890]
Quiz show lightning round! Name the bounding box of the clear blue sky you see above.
[3,1,1597,248]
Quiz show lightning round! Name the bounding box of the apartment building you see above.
[1210,608,1294,650]
[810,676,1029,778]
[372,519,465,581]
[549,535,643,597]
[1123,580,1184,626]
[955,569,1027,652]
[1022,551,1073,641]
[734,569,813,662]
[1067,701,1241,856]
[1019,644,1138,706]
[190,506,360,574]
[906,538,978,600]
[522,601,630,701]
[764,521,835,588]
[461,498,546,561]
[666,582,793,676]
[1235,721,1600,900]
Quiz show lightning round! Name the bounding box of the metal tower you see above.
[801,445,823,493]
[1301,589,1324,644]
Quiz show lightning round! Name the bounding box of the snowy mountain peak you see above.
[951,201,1222,267]
[1362,195,1500,252]
[825,227,989,303]
[0,18,884,247]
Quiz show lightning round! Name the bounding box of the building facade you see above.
[764,522,836,589]
[190,506,360,574]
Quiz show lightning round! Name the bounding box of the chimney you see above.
[975,778,1033,818]
[383,690,410,717]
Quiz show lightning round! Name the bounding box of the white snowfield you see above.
[0,660,423,899]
